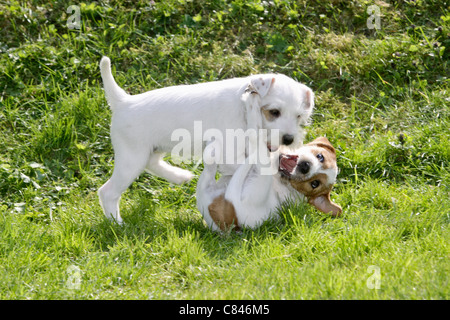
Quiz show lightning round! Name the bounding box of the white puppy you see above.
[196,91,341,231]
[98,56,314,223]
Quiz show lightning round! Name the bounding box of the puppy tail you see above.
[99,56,129,109]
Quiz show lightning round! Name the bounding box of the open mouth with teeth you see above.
[279,154,298,177]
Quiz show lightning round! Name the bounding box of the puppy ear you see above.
[307,137,336,155]
[310,193,342,217]
[304,88,314,110]
[249,76,275,98]
[241,85,264,132]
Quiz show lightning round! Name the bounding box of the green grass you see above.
[0,0,448,299]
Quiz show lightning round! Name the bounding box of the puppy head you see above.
[247,74,314,151]
[279,137,342,216]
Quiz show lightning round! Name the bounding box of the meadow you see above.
[0,0,448,299]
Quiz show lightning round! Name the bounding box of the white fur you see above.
[196,147,298,230]
[196,91,338,230]
[98,56,314,223]
[196,142,340,230]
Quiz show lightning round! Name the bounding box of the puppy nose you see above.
[298,161,310,174]
[282,134,294,146]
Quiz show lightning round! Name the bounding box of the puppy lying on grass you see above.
[197,136,342,231]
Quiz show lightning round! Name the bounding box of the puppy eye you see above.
[269,109,280,117]
[316,153,324,163]
[311,180,320,189]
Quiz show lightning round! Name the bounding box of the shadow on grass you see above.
[85,193,338,262]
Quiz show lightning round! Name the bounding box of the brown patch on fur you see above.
[310,192,342,216]
[288,174,342,216]
[306,137,337,171]
[309,147,337,171]
[288,173,331,199]
[307,137,336,156]
[262,107,278,122]
[208,195,240,231]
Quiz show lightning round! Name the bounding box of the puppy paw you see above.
[171,170,195,184]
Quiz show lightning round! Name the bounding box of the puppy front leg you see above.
[223,162,273,229]
[233,136,274,206]
[241,167,274,205]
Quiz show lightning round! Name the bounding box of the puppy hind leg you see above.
[98,151,148,224]
[98,179,123,224]
[145,153,194,184]
[198,138,222,191]
[196,161,221,231]
[196,142,224,199]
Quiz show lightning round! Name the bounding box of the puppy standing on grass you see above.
[196,90,342,231]
[98,56,314,224]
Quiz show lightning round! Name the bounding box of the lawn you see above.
[0,0,448,299]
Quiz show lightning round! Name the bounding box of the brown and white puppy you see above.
[196,137,342,231]
[279,137,342,218]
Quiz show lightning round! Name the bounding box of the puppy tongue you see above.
[280,154,298,174]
